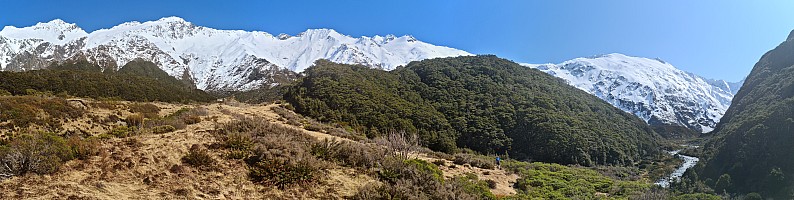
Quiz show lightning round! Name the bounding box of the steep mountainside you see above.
[0,17,471,91]
[285,56,661,166]
[693,30,794,198]
[525,53,742,133]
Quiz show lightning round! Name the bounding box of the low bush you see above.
[247,157,320,189]
[128,103,160,119]
[0,96,84,129]
[310,139,343,161]
[151,125,176,134]
[108,126,134,138]
[453,153,495,169]
[145,118,186,130]
[68,136,100,160]
[0,132,75,178]
[432,159,446,167]
[181,144,216,171]
[353,162,495,200]
[125,114,145,128]
[507,162,651,199]
[485,179,497,189]
[215,118,327,188]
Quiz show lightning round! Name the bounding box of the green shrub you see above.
[225,150,250,160]
[223,132,254,151]
[0,132,74,177]
[108,126,133,138]
[181,115,202,125]
[404,159,443,182]
[151,125,176,134]
[215,118,326,188]
[485,179,497,189]
[128,103,160,119]
[125,114,144,128]
[454,154,495,169]
[507,162,650,199]
[432,159,446,167]
[68,136,100,160]
[247,158,319,189]
[671,193,722,200]
[0,89,10,96]
[310,139,342,161]
[0,96,83,129]
[353,163,494,200]
[181,144,216,171]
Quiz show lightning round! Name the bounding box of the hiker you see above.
[495,156,501,169]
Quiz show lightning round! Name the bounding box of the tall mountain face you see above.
[525,53,743,133]
[0,17,471,91]
[693,30,794,198]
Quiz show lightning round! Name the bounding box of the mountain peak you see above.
[156,16,187,23]
[0,19,87,45]
[33,19,80,30]
[297,28,343,39]
[530,53,737,133]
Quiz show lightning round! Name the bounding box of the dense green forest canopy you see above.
[0,59,214,102]
[285,56,662,166]
[691,30,794,198]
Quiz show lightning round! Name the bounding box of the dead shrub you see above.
[375,130,419,160]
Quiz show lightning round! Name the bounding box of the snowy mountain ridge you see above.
[524,53,743,133]
[0,17,472,91]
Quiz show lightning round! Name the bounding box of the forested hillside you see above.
[0,59,214,102]
[285,56,662,166]
[690,30,794,198]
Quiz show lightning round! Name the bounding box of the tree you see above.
[715,174,732,193]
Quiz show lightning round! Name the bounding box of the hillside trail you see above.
[222,103,519,196]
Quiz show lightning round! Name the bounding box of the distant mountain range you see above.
[0,17,471,91]
[524,54,743,133]
[0,17,744,133]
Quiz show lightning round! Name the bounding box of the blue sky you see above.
[3,1,794,81]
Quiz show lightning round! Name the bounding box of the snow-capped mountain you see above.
[524,53,743,133]
[0,17,472,91]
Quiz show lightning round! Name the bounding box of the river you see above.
[654,148,699,188]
